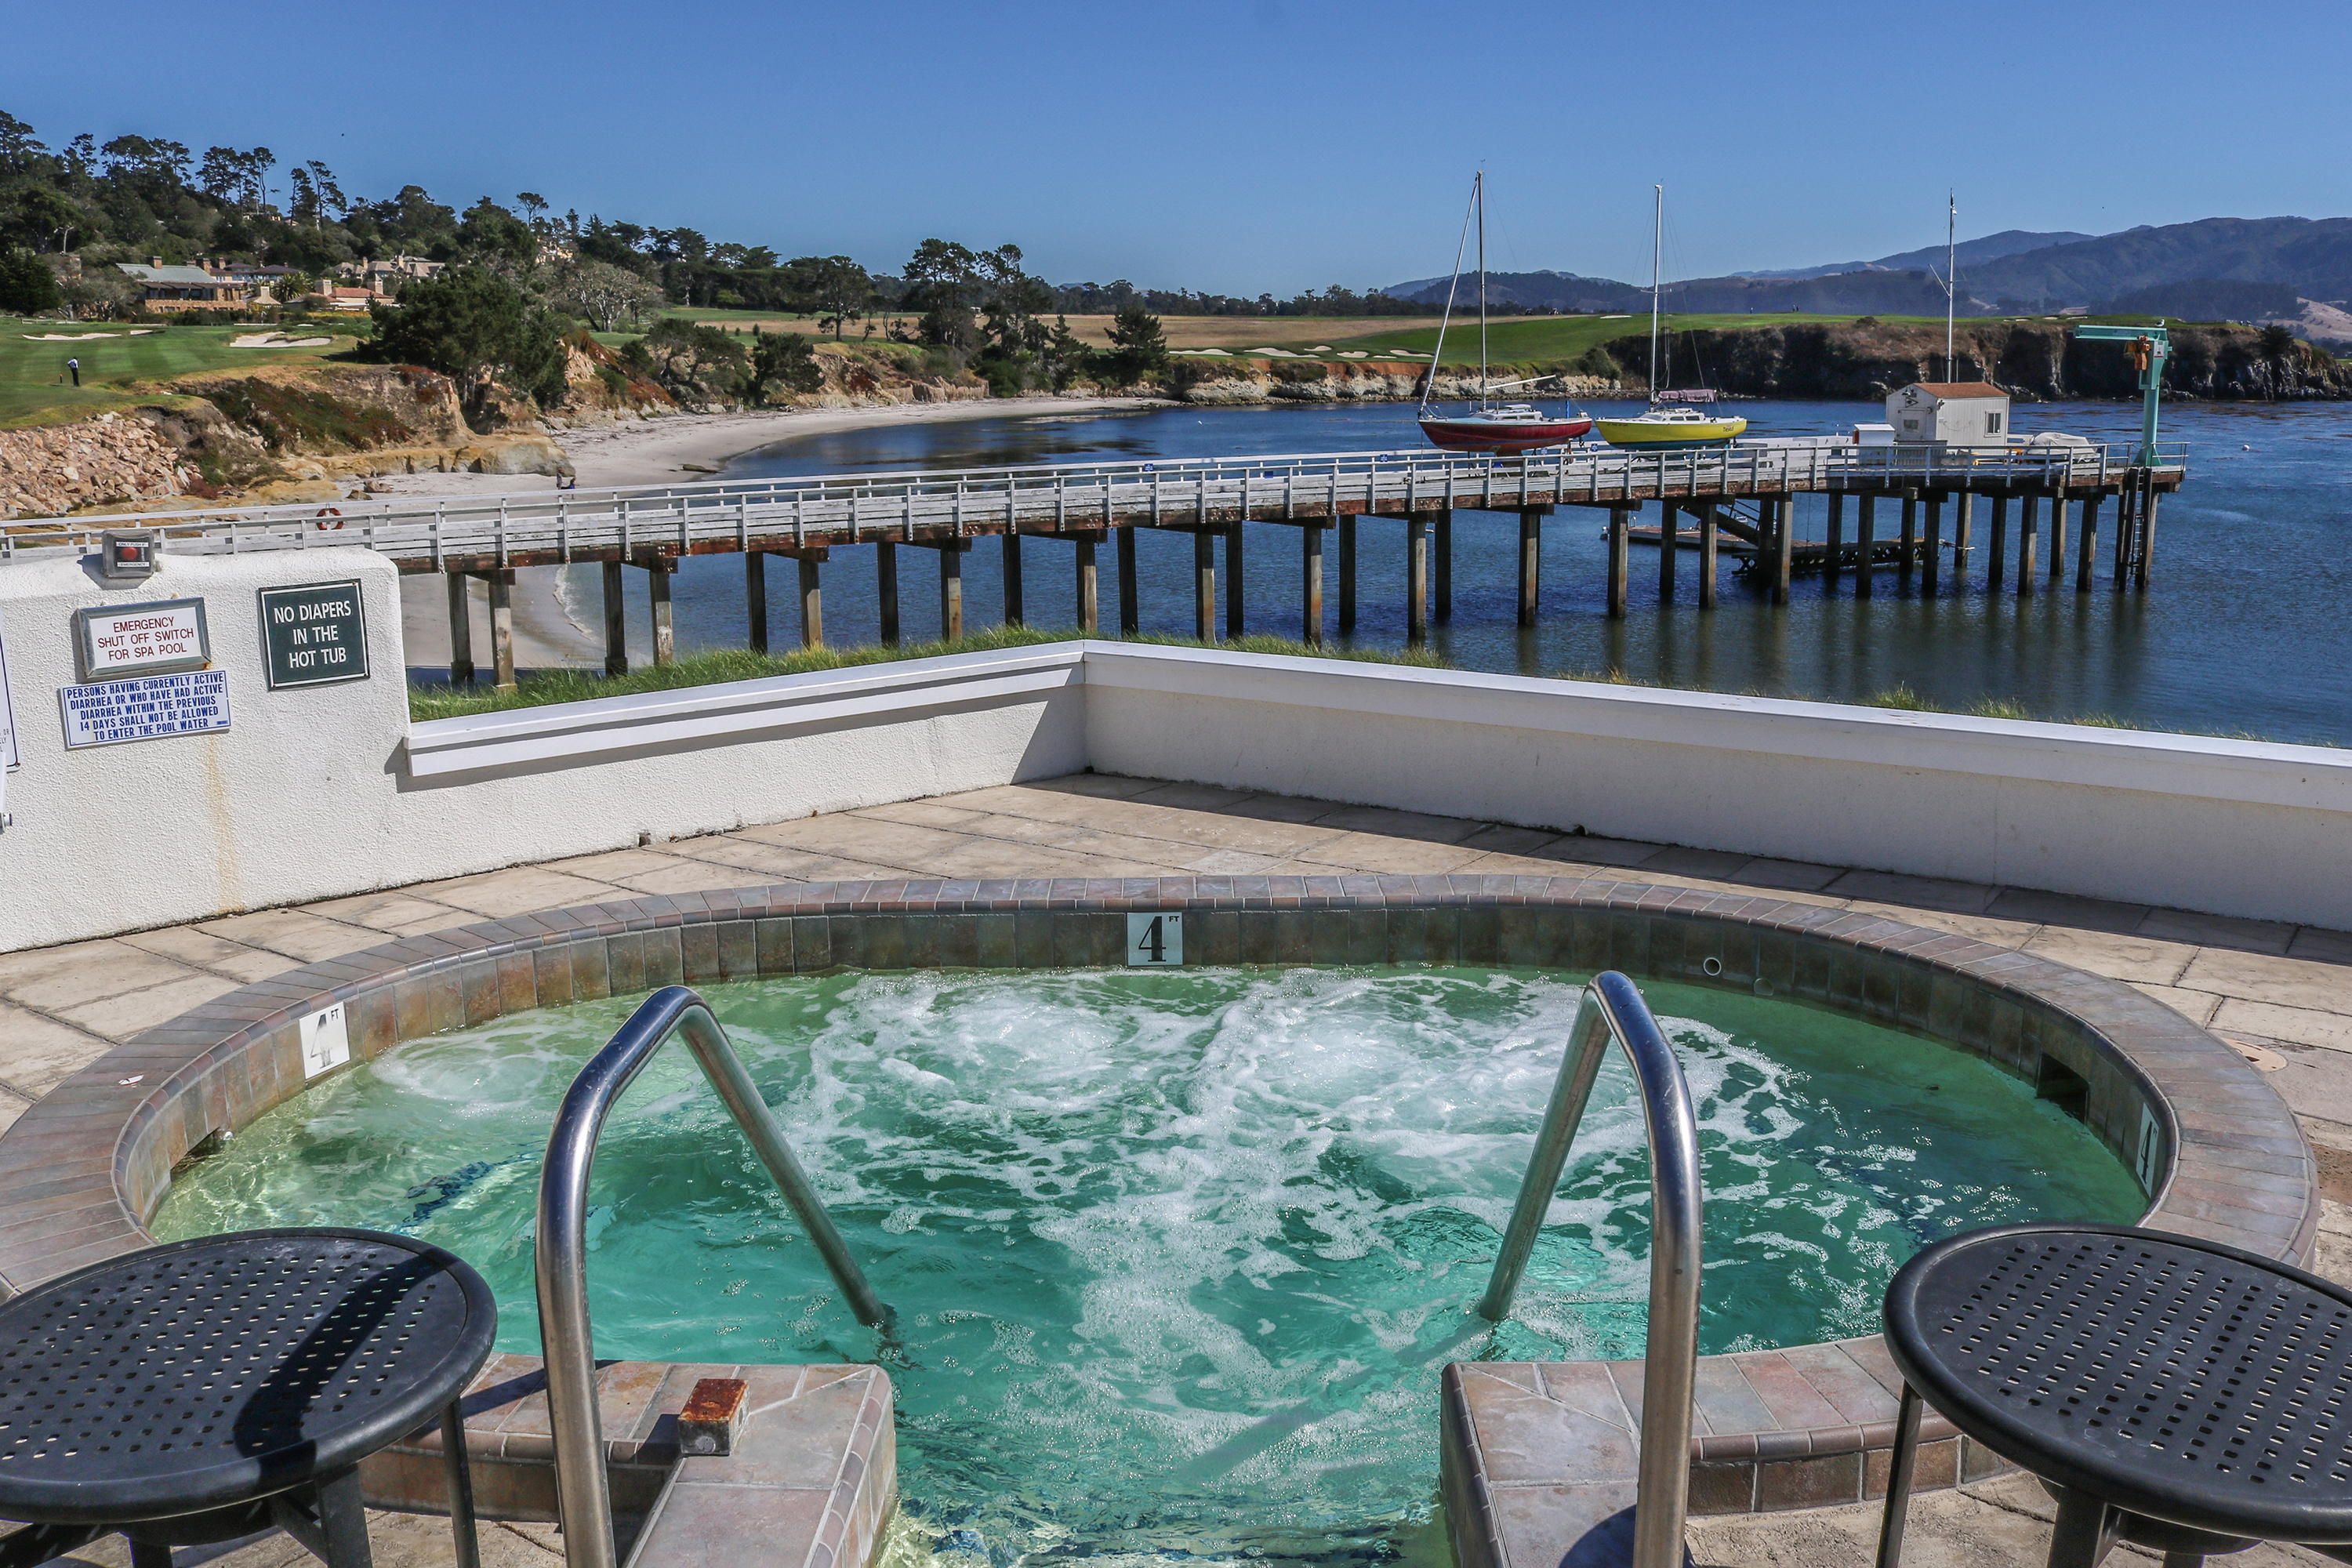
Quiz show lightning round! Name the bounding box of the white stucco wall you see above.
[1080,644,2352,927]
[5,601,2349,952]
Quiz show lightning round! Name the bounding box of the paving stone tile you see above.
[1643,846,1756,880]
[2136,907,2297,956]
[1020,828,1196,868]
[0,1004,123,1096]
[930,811,1098,849]
[1214,791,1349,825]
[1127,780,1262,811]
[1181,849,1290,875]
[2288,927,2352,967]
[5,946,209,1011]
[0,938,151,997]
[2131,982,2223,1027]
[541,847,707,881]
[1725,857,1849,893]
[1455,824,1567,858]
[2212,997,2352,1054]
[0,1086,33,1138]
[2181,948,2352,1014]
[1841,903,2035,946]
[1291,833,1490,875]
[403,866,632,919]
[2019,927,2197,986]
[299,889,470,931]
[1296,802,1489,844]
[117,925,277,972]
[849,800,999,830]
[609,861,792,898]
[1823,869,1997,914]
[54,972,246,1041]
[1986,887,2152,935]
[664,837,898,882]
[185,909,376,963]
[379,908,500,939]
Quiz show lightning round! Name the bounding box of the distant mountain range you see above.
[1386,216,2352,343]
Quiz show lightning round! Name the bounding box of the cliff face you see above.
[1606,320,2352,401]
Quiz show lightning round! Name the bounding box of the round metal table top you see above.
[0,1229,495,1525]
[1885,1223,2352,1544]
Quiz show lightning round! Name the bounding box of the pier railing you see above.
[2,440,2187,572]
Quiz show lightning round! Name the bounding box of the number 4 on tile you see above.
[300,1003,351,1079]
[1127,913,1184,966]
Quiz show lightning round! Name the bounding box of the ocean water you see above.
[560,397,2352,745]
[154,967,2140,1559]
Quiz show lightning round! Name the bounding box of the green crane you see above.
[2071,323,2170,466]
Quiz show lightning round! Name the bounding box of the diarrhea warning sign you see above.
[60,670,231,749]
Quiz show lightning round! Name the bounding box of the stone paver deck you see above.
[9,771,2352,1568]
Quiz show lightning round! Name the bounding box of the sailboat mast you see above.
[1421,174,1479,419]
[1476,172,1489,408]
[1945,191,1957,381]
[1648,184,1663,404]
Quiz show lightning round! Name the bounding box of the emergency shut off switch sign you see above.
[61,598,230,750]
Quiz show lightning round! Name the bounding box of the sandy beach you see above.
[397,394,1167,674]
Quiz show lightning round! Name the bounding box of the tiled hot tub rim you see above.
[0,873,2312,1528]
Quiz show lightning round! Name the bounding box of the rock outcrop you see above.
[0,414,198,521]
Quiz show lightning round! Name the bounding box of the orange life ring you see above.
[314,508,343,530]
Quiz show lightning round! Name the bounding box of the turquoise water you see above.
[154,967,2143,1559]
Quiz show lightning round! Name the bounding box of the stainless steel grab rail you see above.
[1477,971,1703,1568]
[535,985,888,1568]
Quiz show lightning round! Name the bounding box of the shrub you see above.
[0,248,64,314]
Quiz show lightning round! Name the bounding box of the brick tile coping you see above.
[0,875,2313,1559]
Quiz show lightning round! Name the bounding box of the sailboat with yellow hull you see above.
[1593,186,1748,450]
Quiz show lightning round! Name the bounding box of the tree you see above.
[1105,305,1167,376]
[749,328,825,402]
[902,238,983,351]
[456,198,537,274]
[3,188,85,252]
[784,255,873,337]
[544,257,665,332]
[368,265,567,407]
[2259,323,2298,360]
[0,249,64,315]
[61,268,140,321]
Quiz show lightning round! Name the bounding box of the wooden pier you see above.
[17,441,2188,688]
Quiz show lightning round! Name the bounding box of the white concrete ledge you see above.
[406,646,1085,778]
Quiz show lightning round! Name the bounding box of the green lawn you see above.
[1323,311,1882,365]
[0,318,356,428]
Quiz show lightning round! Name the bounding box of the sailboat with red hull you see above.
[1416,172,1592,454]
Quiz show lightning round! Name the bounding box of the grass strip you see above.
[407,626,1446,721]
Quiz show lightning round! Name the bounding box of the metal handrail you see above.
[535,985,887,1568]
[1478,971,1702,1568]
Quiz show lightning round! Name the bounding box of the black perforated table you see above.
[1877,1223,2352,1568]
[0,1229,496,1568]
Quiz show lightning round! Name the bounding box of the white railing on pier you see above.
[1,441,2187,568]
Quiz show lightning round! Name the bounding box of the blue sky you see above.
[6,0,2345,295]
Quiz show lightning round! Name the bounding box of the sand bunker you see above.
[230,333,332,347]
[24,332,119,340]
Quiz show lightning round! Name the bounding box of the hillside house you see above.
[1886,382,2010,445]
[113,262,241,310]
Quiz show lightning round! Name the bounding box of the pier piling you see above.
[746,552,768,654]
[1338,516,1357,633]
[1226,521,1246,640]
[647,558,675,666]
[601,561,626,677]
[2049,496,2068,584]
[1302,523,1324,644]
[2078,497,2099,593]
[1407,514,1430,644]
[1658,502,1678,601]
[1954,494,1973,572]
[484,571,516,690]
[877,541,900,644]
[1771,499,1793,606]
[1825,495,1844,585]
[797,556,822,648]
[1987,497,2007,591]
[1117,528,1138,633]
[1193,529,1216,642]
[1699,505,1718,610]
[2138,485,2158,589]
[938,540,966,639]
[446,571,474,686]
[1899,490,1918,589]
[2016,495,2039,597]
[1435,510,1453,621]
[1002,534,1024,626]
[1517,510,1541,626]
[1606,508,1629,619]
[1073,532,1100,633]
[1857,497,1876,600]
[1923,496,1943,595]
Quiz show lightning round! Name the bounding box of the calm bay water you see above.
[570,397,2352,744]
